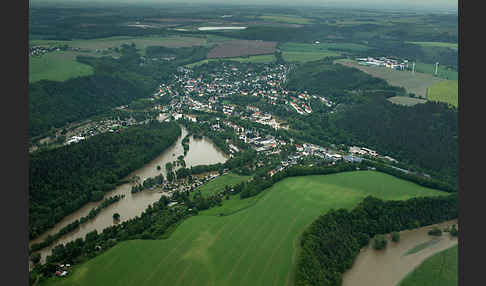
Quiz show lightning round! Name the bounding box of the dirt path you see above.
[341,220,458,286]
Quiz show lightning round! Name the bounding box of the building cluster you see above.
[356,57,408,70]
[349,146,398,163]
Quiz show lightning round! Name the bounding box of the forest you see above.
[296,194,458,286]
[285,60,458,187]
[28,121,181,240]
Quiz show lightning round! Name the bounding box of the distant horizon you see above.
[30,0,458,13]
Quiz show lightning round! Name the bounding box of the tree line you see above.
[29,121,181,240]
[296,194,458,286]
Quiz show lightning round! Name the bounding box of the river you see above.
[29,124,228,264]
[341,219,458,286]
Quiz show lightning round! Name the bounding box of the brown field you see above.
[387,96,427,106]
[335,59,443,98]
[207,40,277,59]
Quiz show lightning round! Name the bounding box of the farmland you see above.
[257,14,313,25]
[186,54,276,68]
[407,41,458,51]
[427,80,458,108]
[398,245,458,286]
[282,51,340,63]
[207,40,277,59]
[194,173,251,198]
[29,51,94,83]
[30,35,210,56]
[40,171,447,286]
[335,59,443,98]
[412,61,458,80]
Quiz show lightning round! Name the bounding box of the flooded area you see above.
[341,219,458,286]
[29,124,228,263]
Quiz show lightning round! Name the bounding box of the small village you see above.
[356,56,408,70]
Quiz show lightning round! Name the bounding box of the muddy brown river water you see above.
[341,219,458,286]
[29,124,228,264]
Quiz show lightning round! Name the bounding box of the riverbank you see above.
[29,125,229,265]
[341,220,458,286]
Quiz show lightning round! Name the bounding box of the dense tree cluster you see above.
[284,60,457,187]
[131,174,164,193]
[29,121,181,239]
[296,194,458,286]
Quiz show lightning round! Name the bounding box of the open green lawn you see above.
[282,51,340,63]
[29,51,94,83]
[398,245,458,286]
[427,80,458,108]
[413,62,458,80]
[194,173,251,198]
[186,54,276,68]
[40,171,447,286]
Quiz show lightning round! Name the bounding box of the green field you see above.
[282,51,340,63]
[407,41,458,51]
[40,171,447,286]
[29,51,94,83]
[30,35,210,56]
[186,54,276,68]
[413,62,458,80]
[398,245,458,286]
[427,80,458,107]
[194,173,251,198]
[387,96,427,106]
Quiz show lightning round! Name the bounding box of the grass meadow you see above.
[427,80,458,108]
[398,245,458,286]
[40,171,447,286]
[29,51,94,83]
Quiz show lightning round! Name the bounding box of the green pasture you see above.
[40,171,447,286]
[29,51,94,83]
[282,51,340,63]
[194,173,251,198]
[280,42,368,53]
[412,62,458,80]
[398,244,458,286]
[426,80,458,108]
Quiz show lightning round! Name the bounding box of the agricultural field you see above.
[194,173,251,198]
[186,54,276,68]
[29,51,94,83]
[282,51,340,63]
[30,35,210,56]
[398,245,458,286]
[279,42,369,53]
[426,80,458,108]
[407,41,458,51]
[335,59,443,98]
[40,171,447,286]
[412,61,458,80]
[207,40,277,59]
[257,14,313,25]
[387,96,427,106]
